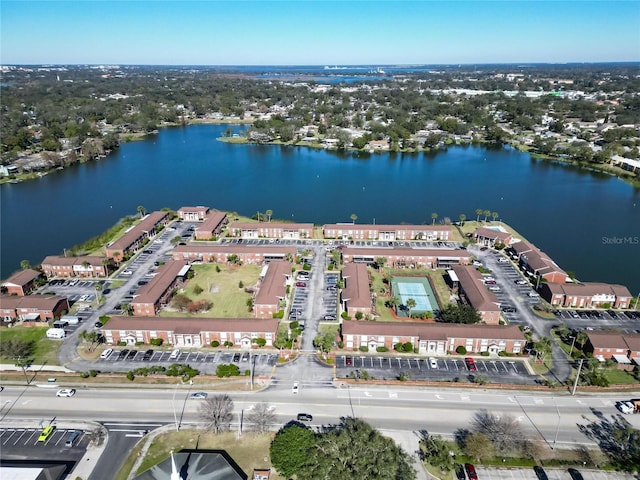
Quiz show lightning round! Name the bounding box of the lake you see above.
[2,124,639,294]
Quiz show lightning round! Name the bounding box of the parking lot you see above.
[336,355,536,384]
[95,349,278,375]
[476,466,636,480]
[0,426,89,462]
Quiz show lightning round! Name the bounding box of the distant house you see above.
[1,269,42,296]
[366,139,389,150]
[585,331,640,365]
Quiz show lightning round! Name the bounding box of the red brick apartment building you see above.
[450,265,501,324]
[177,206,210,221]
[101,316,279,349]
[1,269,42,296]
[341,247,470,269]
[342,321,525,355]
[585,331,640,364]
[194,211,228,239]
[172,245,297,265]
[341,263,372,318]
[473,227,514,247]
[228,222,314,240]
[322,224,452,241]
[508,241,569,284]
[0,294,69,324]
[253,261,292,318]
[41,256,111,278]
[105,211,169,262]
[132,261,190,316]
[540,282,633,309]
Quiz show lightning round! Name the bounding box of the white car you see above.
[56,388,76,397]
[122,270,133,276]
[292,382,299,394]
[429,358,438,369]
[100,348,113,359]
[616,401,633,414]
[190,392,208,400]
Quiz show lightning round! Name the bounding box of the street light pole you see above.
[569,335,577,357]
[571,358,584,396]
[552,397,561,449]
[172,381,180,432]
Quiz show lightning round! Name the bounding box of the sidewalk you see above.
[379,429,431,480]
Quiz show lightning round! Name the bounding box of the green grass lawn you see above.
[0,326,60,365]
[159,263,261,318]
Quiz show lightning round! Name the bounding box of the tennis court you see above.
[391,276,439,315]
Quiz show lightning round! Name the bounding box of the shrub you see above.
[216,363,241,377]
[238,280,244,289]
[244,369,250,376]
[355,311,364,320]
[215,265,221,273]
[403,341,413,352]
[126,371,135,381]
[254,338,266,347]
[337,341,344,349]
[394,342,404,352]
[456,346,467,355]
[224,341,234,348]
[118,341,127,346]
[273,310,284,319]
[481,351,490,356]
[80,372,90,378]
[89,370,99,377]
[193,284,204,295]
[359,346,369,352]
[135,341,144,346]
[302,263,311,271]
[376,346,389,352]
[210,340,220,347]
[150,338,163,346]
[341,311,351,320]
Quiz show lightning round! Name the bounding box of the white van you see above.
[100,348,113,359]
[169,348,180,360]
[61,315,80,325]
[46,328,66,339]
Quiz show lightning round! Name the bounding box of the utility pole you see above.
[571,358,584,396]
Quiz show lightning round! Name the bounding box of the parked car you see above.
[100,348,113,359]
[465,357,477,371]
[568,468,584,480]
[142,349,154,361]
[56,388,76,397]
[429,357,438,369]
[464,463,478,480]
[118,349,129,359]
[296,413,313,422]
[455,464,466,480]
[295,281,307,287]
[38,425,56,442]
[533,466,549,480]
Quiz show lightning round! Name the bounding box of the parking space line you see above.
[13,429,27,446]
[24,430,37,445]
[54,430,67,446]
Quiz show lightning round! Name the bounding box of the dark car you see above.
[232,353,241,362]
[533,466,548,480]
[94,321,103,328]
[118,349,129,359]
[137,280,148,286]
[142,349,154,361]
[455,464,466,480]
[296,413,313,422]
[126,350,137,360]
[568,469,584,480]
[464,463,478,480]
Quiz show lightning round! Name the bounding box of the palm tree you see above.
[475,208,483,223]
[431,212,438,225]
[459,213,466,226]
[137,205,146,219]
[266,209,273,222]
[406,298,417,318]
[350,213,358,224]
[483,209,490,222]
[388,296,400,312]
[491,212,499,222]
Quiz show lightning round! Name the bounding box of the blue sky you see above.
[1,1,639,65]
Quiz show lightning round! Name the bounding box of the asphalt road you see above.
[3,384,640,450]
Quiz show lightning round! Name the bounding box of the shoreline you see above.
[2,120,638,189]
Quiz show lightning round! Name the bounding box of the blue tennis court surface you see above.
[391,277,439,314]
